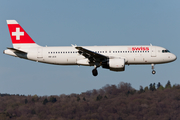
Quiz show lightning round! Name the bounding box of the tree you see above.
[149,83,156,91]
[49,96,57,103]
[152,83,156,91]
[43,98,48,105]
[32,94,38,102]
[104,95,108,99]
[2,81,180,120]
[31,98,35,102]
[139,86,144,93]
[158,85,164,90]
[96,95,103,101]
[165,80,171,88]
[144,86,149,91]
[83,97,86,101]
[149,83,153,91]
[77,96,80,101]
[157,82,161,89]
[24,99,28,104]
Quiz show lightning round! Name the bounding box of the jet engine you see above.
[102,58,125,71]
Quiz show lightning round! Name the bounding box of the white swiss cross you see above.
[12,28,24,40]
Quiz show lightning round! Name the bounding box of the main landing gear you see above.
[151,64,156,74]
[92,65,99,76]
[92,68,98,76]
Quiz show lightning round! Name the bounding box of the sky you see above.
[0,1,179,96]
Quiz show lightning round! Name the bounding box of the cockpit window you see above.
[162,49,170,53]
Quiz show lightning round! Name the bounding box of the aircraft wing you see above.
[75,46,108,62]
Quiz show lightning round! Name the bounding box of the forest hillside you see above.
[0,81,180,120]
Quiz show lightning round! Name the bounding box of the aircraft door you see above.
[37,48,43,59]
[151,46,156,57]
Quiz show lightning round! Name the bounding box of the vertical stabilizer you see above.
[7,20,40,48]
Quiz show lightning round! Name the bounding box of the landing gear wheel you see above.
[152,70,156,74]
[151,64,156,75]
[92,69,98,76]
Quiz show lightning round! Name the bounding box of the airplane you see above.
[4,20,177,76]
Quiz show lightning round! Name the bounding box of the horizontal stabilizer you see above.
[7,47,27,54]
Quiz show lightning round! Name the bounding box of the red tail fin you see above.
[7,20,40,48]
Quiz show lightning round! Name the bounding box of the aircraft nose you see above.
[171,54,177,61]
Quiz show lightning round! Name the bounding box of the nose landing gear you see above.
[152,70,156,74]
[151,64,156,74]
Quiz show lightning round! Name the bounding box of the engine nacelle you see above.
[102,58,125,71]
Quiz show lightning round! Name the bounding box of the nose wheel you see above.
[152,70,156,74]
[151,64,156,74]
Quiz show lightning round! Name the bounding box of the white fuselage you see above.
[4,45,176,66]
